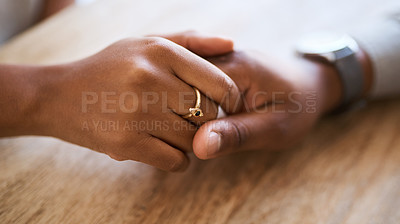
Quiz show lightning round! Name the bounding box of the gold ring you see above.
[182,87,204,119]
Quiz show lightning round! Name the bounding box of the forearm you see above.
[0,64,58,137]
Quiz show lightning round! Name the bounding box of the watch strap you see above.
[334,46,364,108]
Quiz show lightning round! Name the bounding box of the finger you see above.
[207,51,253,92]
[127,87,198,152]
[159,39,243,114]
[161,74,218,125]
[181,92,219,126]
[193,105,308,159]
[146,111,198,152]
[126,136,190,172]
[153,30,234,57]
[207,51,290,111]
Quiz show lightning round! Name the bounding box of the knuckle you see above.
[220,78,240,111]
[135,137,152,149]
[225,80,236,97]
[224,121,249,150]
[217,78,233,98]
[220,76,234,91]
[144,37,174,54]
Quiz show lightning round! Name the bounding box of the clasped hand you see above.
[29,31,337,171]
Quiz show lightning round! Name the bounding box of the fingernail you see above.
[208,131,221,157]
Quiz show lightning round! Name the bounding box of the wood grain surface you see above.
[1,0,400,223]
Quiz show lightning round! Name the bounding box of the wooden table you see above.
[1,0,400,223]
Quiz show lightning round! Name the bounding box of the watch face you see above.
[296,31,358,55]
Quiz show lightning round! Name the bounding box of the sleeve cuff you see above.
[352,13,400,99]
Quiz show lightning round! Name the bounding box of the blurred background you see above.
[1,0,398,64]
[1,0,400,223]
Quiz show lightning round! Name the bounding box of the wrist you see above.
[293,47,373,115]
[30,64,70,137]
[294,57,342,115]
[0,64,68,137]
[0,65,45,136]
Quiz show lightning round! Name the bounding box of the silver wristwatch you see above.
[296,32,364,109]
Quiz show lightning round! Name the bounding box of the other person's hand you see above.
[190,51,344,159]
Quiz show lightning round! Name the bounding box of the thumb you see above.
[154,31,234,57]
[193,110,294,160]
